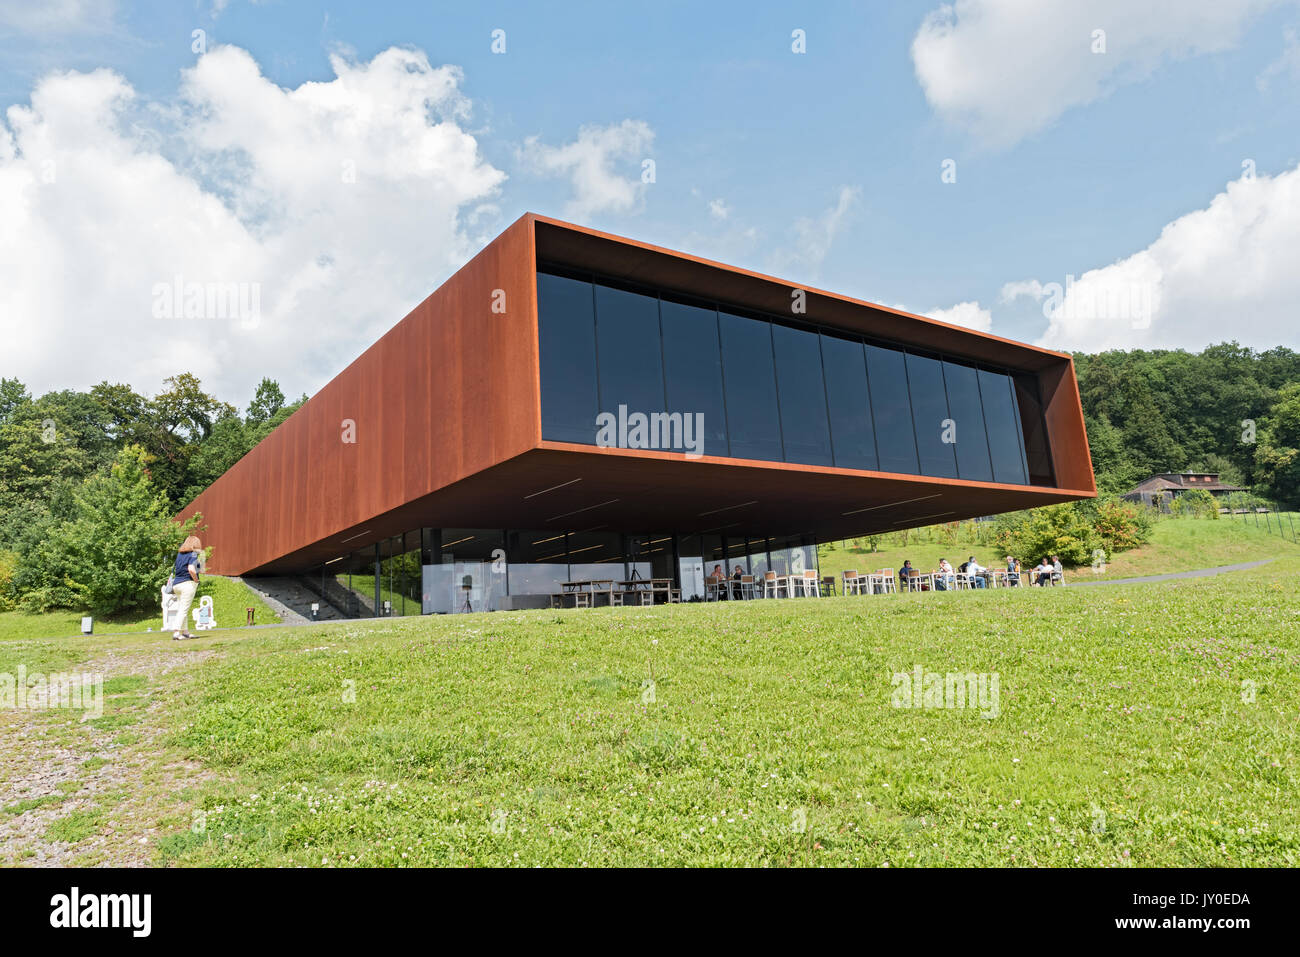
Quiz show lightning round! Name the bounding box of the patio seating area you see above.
[550,577,680,609]
[550,558,1066,609]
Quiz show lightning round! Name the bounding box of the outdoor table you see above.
[563,579,616,593]
[562,580,616,606]
[619,578,674,604]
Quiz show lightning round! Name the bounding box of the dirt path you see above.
[0,648,218,867]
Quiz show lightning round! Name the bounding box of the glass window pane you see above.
[537,273,599,444]
[1014,374,1055,486]
[771,324,833,466]
[906,353,958,478]
[660,300,728,456]
[627,533,674,580]
[821,333,878,470]
[744,539,770,579]
[718,311,783,462]
[978,370,1028,485]
[566,529,624,583]
[865,345,919,474]
[593,284,665,424]
[506,530,568,599]
[942,360,993,482]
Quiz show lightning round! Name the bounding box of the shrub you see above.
[1171,488,1219,519]
[993,503,1098,566]
[1093,498,1154,551]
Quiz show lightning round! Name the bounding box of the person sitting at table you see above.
[1005,555,1020,587]
[1050,555,1064,586]
[1033,558,1053,587]
[966,555,987,588]
[731,564,746,599]
[898,559,915,590]
[709,564,726,599]
[935,558,955,590]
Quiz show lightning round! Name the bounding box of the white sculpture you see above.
[192,595,217,630]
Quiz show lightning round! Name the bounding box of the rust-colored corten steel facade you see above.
[179,213,1093,611]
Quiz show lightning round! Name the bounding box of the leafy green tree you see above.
[143,374,236,508]
[0,378,31,425]
[246,378,286,426]
[1254,383,1300,505]
[27,445,199,615]
[0,393,105,520]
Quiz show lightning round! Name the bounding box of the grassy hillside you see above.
[2,557,1295,867]
[0,575,280,640]
[817,516,1300,587]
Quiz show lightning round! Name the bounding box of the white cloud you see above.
[1257,25,1300,90]
[0,45,505,403]
[912,0,1285,147]
[924,300,993,333]
[707,198,729,220]
[1033,163,1300,351]
[520,119,654,221]
[0,0,117,34]
[998,279,1045,303]
[767,185,860,277]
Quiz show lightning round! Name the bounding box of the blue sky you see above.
[1,0,1298,403]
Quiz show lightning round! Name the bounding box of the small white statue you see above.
[192,595,218,630]
[161,587,182,632]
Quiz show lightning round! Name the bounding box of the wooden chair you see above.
[873,569,896,594]
[763,571,785,598]
[738,575,758,600]
[821,575,837,596]
[574,591,592,609]
[704,576,722,601]
[842,570,862,596]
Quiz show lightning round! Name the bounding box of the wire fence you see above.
[1223,505,1300,545]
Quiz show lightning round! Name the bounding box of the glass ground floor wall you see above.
[313,527,819,615]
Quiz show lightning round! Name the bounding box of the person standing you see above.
[170,535,202,640]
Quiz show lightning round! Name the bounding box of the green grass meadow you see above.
[1,520,1296,867]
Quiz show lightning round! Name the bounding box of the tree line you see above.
[1075,342,1300,502]
[0,341,1297,613]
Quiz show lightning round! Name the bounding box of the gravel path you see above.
[0,647,218,867]
[1068,559,1274,587]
